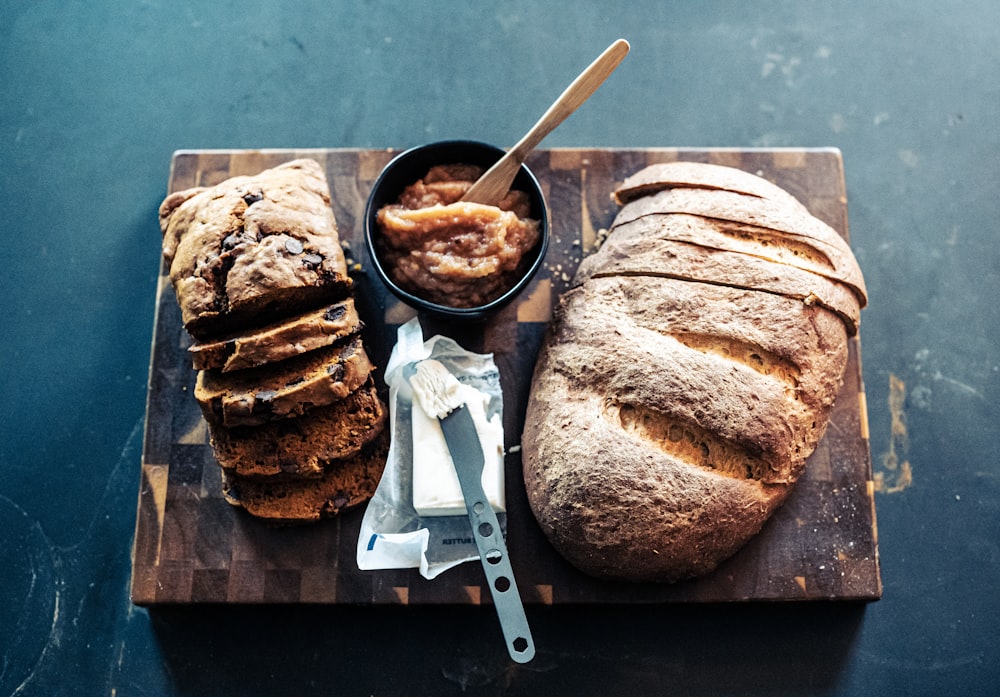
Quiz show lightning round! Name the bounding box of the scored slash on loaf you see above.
[521,161,867,583]
[157,159,388,523]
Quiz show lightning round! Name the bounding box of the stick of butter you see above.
[411,379,505,517]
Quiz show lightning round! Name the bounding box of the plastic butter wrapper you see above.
[356,317,507,579]
[411,379,505,516]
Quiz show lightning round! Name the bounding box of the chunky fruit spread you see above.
[375,164,540,307]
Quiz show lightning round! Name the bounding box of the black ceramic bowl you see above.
[364,140,549,322]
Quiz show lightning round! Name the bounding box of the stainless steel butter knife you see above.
[407,359,535,663]
[438,404,535,663]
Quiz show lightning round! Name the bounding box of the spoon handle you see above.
[511,38,630,158]
[462,39,630,205]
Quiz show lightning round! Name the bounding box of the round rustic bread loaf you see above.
[521,162,867,582]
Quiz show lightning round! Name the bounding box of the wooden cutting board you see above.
[130,147,881,605]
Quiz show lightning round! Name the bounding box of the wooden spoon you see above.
[461,38,630,206]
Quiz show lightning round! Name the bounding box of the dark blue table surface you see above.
[2,2,997,695]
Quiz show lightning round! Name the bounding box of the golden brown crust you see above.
[573,228,861,335]
[523,370,788,582]
[612,160,809,210]
[612,187,867,305]
[522,162,860,582]
[607,212,852,294]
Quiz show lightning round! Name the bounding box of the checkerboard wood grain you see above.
[130,148,880,605]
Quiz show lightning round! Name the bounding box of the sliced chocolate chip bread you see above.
[157,158,388,523]
[209,379,387,480]
[194,334,374,427]
[188,298,363,372]
[221,429,389,523]
[158,159,353,341]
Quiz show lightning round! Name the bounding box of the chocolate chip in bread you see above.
[158,158,389,524]
[220,428,389,524]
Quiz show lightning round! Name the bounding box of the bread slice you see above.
[221,429,389,523]
[573,228,862,334]
[208,379,387,480]
[188,299,363,372]
[612,160,809,210]
[612,187,867,304]
[195,334,373,427]
[159,159,352,341]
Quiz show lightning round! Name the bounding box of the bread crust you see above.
[574,229,861,334]
[612,160,809,210]
[613,187,867,304]
[523,371,787,582]
[607,213,854,297]
[522,163,861,582]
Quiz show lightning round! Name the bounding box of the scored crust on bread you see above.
[221,428,389,523]
[188,298,363,372]
[528,276,847,483]
[195,334,374,428]
[612,160,810,210]
[524,370,788,581]
[159,159,353,341]
[522,161,865,583]
[209,379,387,480]
[605,213,853,295]
[612,187,867,304]
[573,231,862,334]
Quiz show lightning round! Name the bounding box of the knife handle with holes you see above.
[439,405,535,664]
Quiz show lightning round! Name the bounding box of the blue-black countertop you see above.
[1,2,997,695]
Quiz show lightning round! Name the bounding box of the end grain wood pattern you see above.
[130,147,881,605]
